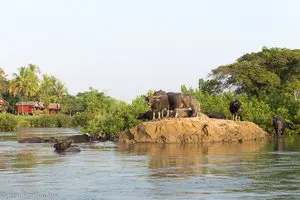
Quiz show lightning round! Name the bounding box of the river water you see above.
[0,128,300,200]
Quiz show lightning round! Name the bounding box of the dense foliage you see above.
[79,89,149,138]
[211,47,300,99]
[182,47,300,134]
[1,47,299,135]
[0,113,18,131]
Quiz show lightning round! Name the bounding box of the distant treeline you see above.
[0,47,299,134]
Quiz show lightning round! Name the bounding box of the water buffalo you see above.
[138,110,155,121]
[272,116,296,137]
[53,140,81,152]
[229,100,242,121]
[206,112,226,119]
[18,137,58,143]
[169,108,193,118]
[167,92,199,117]
[147,90,170,119]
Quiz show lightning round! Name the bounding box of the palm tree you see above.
[51,77,67,102]
[9,64,40,115]
[26,64,40,98]
[40,74,68,103]
[0,68,8,96]
[39,74,53,105]
[9,67,29,114]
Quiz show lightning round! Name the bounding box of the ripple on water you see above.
[0,129,300,199]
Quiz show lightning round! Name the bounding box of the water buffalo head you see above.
[147,95,161,108]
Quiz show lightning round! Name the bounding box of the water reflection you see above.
[0,128,80,172]
[117,138,300,199]
[13,150,38,169]
[0,128,300,199]
[118,141,268,178]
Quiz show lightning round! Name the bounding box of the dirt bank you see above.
[119,114,269,144]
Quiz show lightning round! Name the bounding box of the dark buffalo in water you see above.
[167,92,199,117]
[18,137,58,143]
[272,115,296,137]
[53,140,81,152]
[229,100,242,121]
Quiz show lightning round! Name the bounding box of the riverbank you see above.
[0,113,79,131]
[119,114,269,144]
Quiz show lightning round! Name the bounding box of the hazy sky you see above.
[1,0,300,101]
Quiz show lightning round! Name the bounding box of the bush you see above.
[17,115,74,128]
[71,112,93,128]
[0,113,18,131]
[82,95,149,138]
[240,97,273,132]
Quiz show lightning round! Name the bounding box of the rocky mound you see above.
[119,114,269,144]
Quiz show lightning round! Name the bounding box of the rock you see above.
[118,130,136,144]
[63,134,90,143]
[119,115,269,144]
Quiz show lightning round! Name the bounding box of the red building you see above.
[48,103,61,114]
[16,102,45,115]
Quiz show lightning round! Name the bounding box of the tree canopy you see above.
[211,47,300,98]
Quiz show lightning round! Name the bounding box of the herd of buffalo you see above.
[139,90,297,137]
[17,90,298,152]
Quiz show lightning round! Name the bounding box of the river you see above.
[0,128,300,200]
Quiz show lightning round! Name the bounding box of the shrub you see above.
[0,113,18,131]
[71,112,93,128]
[17,115,74,128]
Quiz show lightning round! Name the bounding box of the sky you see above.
[1,0,300,102]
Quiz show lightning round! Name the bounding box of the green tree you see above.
[0,68,9,95]
[211,47,300,97]
[198,78,223,94]
[39,74,53,104]
[9,64,40,114]
[284,76,300,101]
[39,74,68,104]
[26,64,40,98]
[58,94,84,115]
